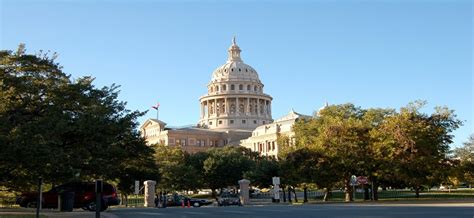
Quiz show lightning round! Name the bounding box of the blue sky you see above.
[1,0,472,148]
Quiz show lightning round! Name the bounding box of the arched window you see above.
[231,84,235,90]
[210,87,214,92]
[247,85,251,90]
[216,86,219,91]
[239,84,243,90]
[254,86,257,91]
[223,85,227,91]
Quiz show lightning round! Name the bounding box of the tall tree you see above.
[375,101,462,197]
[0,45,157,191]
[453,134,474,187]
[203,146,254,197]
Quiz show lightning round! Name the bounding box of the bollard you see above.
[181,200,184,208]
[187,200,190,208]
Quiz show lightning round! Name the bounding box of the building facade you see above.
[240,109,311,158]
[140,37,323,156]
[140,38,274,153]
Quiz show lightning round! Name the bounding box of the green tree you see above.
[154,145,197,192]
[244,157,280,189]
[375,101,462,197]
[453,134,474,187]
[203,146,254,197]
[0,45,157,191]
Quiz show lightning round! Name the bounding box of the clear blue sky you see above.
[1,0,472,148]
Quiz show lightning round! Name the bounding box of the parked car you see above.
[16,182,120,211]
[162,193,212,207]
[217,192,241,206]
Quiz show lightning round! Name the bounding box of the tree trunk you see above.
[293,187,298,202]
[303,186,308,203]
[282,186,286,202]
[211,189,217,198]
[415,186,420,198]
[323,188,331,202]
[344,179,353,202]
[373,186,379,201]
[124,194,128,207]
[288,186,292,203]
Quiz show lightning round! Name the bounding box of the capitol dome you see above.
[211,37,260,83]
[199,37,273,131]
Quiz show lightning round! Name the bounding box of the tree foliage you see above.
[203,146,254,194]
[0,45,158,191]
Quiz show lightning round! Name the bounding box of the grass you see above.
[306,189,474,202]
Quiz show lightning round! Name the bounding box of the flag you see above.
[152,102,160,110]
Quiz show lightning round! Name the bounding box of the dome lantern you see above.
[227,36,242,62]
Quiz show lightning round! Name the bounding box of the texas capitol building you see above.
[140,38,315,157]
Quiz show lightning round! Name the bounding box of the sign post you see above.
[95,180,103,218]
[350,175,357,201]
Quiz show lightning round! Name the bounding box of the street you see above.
[2,202,472,218]
[105,204,474,218]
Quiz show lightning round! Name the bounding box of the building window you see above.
[216,86,219,91]
[182,139,187,146]
[176,139,181,146]
[247,85,250,90]
[230,120,234,124]
[263,121,266,124]
[218,120,222,125]
[254,120,257,124]
[239,84,243,90]
[246,69,248,72]
[210,140,213,146]
[242,120,246,124]
[211,87,213,92]
[239,68,241,71]
[223,85,227,91]
[209,121,213,125]
[169,138,175,145]
[231,84,235,90]
[189,139,195,146]
[272,141,275,151]
[231,68,234,71]
[254,86,257,91]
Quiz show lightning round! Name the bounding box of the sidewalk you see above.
[0,208,118,218]
[248,198,474,207]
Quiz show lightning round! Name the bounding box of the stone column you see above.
[236,97,240,114]
[269,101,272,117]
[224,98,228,115]
[257,99,260,117]
[263,100,268,118]
[238,179,250,205]
[247,98,252,115]
[143,180,156,207]
[201,102,204,119]
[206,100,210,118]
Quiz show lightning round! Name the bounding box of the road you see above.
[2,203,472,218]
[106,203,474,218]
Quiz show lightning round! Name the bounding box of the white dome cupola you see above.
[199,37,273,130]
